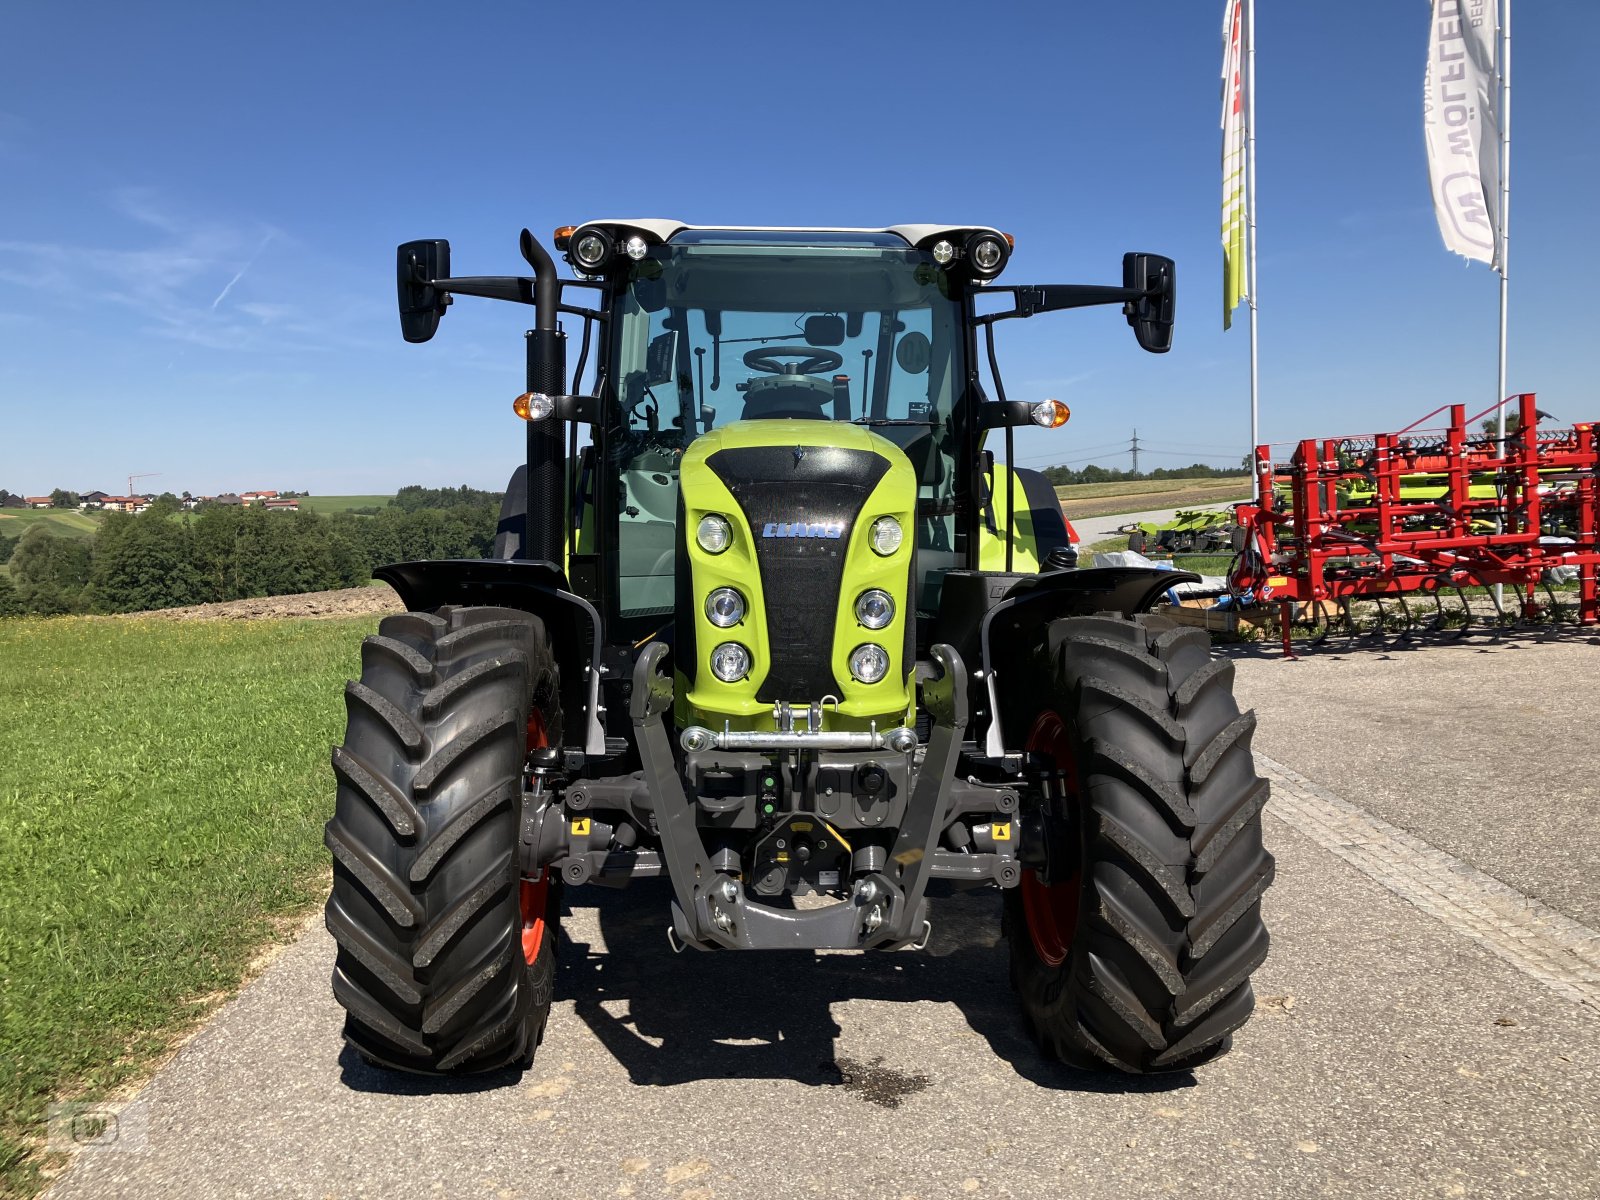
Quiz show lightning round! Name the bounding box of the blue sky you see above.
[4,0,1596,496]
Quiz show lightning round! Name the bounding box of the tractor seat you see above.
[739,377,831,421]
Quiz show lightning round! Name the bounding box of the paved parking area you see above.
[45,638,1600,1200]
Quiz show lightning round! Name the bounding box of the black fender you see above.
[978,566,1199,757]
[374,558,605,756]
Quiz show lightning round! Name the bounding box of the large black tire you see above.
[325,606,561,1073]
[1005,612,1274,1072]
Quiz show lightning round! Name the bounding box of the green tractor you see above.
[325,222,1274,1076]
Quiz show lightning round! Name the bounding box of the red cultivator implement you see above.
[1230,393,1599,648]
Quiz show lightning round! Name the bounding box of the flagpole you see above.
[1492,0,1511,613]
[1245,0,1260,456]
[1495,0,1511,445]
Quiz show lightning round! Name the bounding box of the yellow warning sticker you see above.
[570,817,591,837]
[790,821,814,832]
[893,848,924,866]
[776,852,790,863]
[1267,576,1289,587]
[993,822,1012,841]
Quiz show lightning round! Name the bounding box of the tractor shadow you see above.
[557,880,1195,1097]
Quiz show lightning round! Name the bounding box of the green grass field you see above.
[1055,475,1251,520]
[0,510,103,540]
[0,615,373,1196]
[294,495,392,513]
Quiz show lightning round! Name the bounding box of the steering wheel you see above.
[743,347,845,376]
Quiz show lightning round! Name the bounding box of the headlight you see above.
[869,516,903,556]
[849,643,890,684]
[572,229,612,270]
[967,233,1007,275]
[705,587,745,628]
[855,589,894,630]
[710,642,751,682]
[931,239,955,265]
[697,514,732,554]
[623,234,648,261]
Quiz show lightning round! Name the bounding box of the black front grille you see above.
[705,446,890,702]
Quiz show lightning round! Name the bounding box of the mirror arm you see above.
[418,279,606,324]
[976,283,1147,324]
[428,275,534,305]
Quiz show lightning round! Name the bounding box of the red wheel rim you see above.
[520,705,551,965]
[1019,710,1080,967]
[520,872,549,964]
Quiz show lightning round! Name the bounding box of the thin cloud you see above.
[211,232,275,311]
[0,190,380,355]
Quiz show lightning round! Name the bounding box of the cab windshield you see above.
[608,237,966,619]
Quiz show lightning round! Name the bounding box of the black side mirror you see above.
[397,240,450,343]
[1122,252,1175,354]
[803,314,846,347]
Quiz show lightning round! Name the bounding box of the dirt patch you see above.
[114,584,405,622]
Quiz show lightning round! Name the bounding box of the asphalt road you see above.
[45,640,1600,1200]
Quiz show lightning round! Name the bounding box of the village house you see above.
[262,498,300,511]
[77,490,110,509]
[25,497,53,508]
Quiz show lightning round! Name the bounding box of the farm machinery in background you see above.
[1123,507,1239,555]
[1226,393,1599,643]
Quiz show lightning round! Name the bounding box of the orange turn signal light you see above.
[553,226,576,251]
[1001,231,1015,250]
[1031,398,1070,429]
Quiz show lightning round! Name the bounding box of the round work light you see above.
[869,516,903,556]
[572,229,613,270]
[849,644,890,685]
[710,642,751,682]
[706,588,745,628]
[697,514,733,553]
[855,589,894,630]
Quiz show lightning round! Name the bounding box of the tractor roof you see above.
[578,220,1006,249]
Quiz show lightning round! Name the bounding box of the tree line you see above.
[1038,462,1249,486]
[0,490,501,617]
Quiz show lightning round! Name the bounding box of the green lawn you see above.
[0,615,373,1196]
[294,495,392,513]
[0,511,102,540]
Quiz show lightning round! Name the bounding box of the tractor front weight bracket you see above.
[630,641,969,952]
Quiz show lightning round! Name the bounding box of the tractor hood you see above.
[674,421,918,729]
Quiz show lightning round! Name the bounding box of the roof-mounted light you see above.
[968,232,1008,277]
[553,226,576,251]
[571,227,613,271]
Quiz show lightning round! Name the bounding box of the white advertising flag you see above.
[1424,0,1501,269]
[1221,0,1248,327]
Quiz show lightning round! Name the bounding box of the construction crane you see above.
[127,472,160,498]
